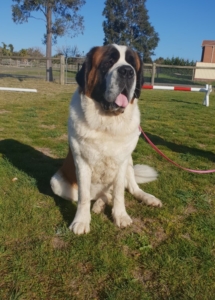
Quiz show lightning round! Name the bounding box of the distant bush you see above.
[154,56,196,66]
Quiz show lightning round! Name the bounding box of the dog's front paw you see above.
[69,221,90,235]
[144,195,162,207]
[112,211,133,228]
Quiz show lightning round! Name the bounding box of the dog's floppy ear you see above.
[76,47,99,93]
[134,53,143,99]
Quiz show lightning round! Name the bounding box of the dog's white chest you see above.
[68,91,140,187]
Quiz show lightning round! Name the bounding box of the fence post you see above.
[203,84,212,107]
[60,55,65,85]
[151,63,156,86]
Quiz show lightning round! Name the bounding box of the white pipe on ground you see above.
[0,87,37,92]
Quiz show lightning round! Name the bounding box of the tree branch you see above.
[29,15,46,22]
[38,6,46,17]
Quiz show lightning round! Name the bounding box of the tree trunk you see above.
[46,2,53,82]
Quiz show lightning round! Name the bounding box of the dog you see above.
[50,44,162,235]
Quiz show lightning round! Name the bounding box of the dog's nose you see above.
[118,65,134,79]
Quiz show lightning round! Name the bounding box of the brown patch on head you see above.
[130,50,143,101]
[134,51,141,72]
[85,47,106,97]
[76,46,104,95]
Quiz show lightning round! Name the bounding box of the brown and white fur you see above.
[50,44,162,235]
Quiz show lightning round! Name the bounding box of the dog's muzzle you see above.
[101,65,135,114]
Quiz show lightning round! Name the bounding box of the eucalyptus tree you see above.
[12,0,86,81]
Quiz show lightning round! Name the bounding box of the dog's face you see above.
[76,44,143,114]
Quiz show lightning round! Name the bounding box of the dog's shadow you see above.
[143,132,215,163]
[0,139,76,225]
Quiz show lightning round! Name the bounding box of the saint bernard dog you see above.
[50,44,162,235]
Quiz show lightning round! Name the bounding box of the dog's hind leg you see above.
[50,170,78,201]
[125,158,162,207]
[50,148,78,201]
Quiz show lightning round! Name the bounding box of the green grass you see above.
[0,78,215,299]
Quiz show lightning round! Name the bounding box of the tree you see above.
[1,42,14,56]
[8,44,14,54]
[103,0,159,62]
[26,47,45,58]
[19,48,28,57]
[12,0,86,81]
[154,57,164,64]
[55,44,81,58]
[162,57,195,66]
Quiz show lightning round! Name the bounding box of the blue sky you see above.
[0,0,215,61]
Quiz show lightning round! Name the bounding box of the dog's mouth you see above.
[114,88,129,108]
[101,88,129,114]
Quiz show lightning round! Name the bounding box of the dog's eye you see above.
[102,59,114,72]
[106,59,113,67]
[126,55,135,68]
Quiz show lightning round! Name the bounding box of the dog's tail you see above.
[134,164,158,184]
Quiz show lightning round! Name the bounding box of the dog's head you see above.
[76,44,143,114]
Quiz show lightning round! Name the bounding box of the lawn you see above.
[0,78,215,299]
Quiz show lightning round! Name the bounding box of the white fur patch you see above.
[104,44,136,102]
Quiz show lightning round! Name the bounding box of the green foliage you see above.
[0,42,14,56]
[155,56,196,66]
[19,48,28,57]
[12,0,86,41]
[17,47,44,57]
[103,0,159,62]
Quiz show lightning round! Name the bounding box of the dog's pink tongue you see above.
[115,94,128,108]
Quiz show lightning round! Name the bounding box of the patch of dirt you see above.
[0,109,10,114]
[51,237,68,249]
[39,124,56,129]
[76,262,94,274]
[35,147,56,158]
[151,226,168,248]
[58,134,68,141]
[184,204,197,215]
[132,217,154,234]
[119,217,168,249]
[133,268,154,283]
[198,143,206,149]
